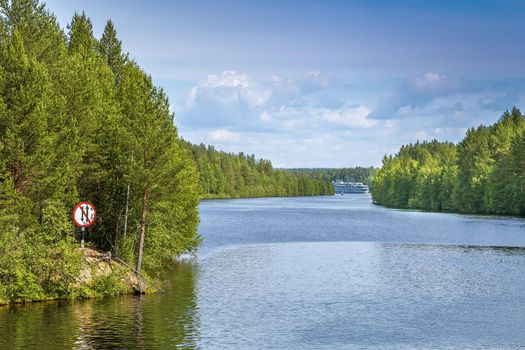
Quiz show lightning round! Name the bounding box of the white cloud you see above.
[176,70,524,167]
[259,105,376,130]
[297,71,335,92]
[201,71,252,89]
[209,128,241,142]
[370,72,466,119]
[185,70,335,111]
[181,127,400,167]
[318,105,373,128]
[258,104,375,131]
[180,70,345,130]
[405,72,461,92]
[186,70,273,109]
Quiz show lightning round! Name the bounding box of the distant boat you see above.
[332,180,369,194]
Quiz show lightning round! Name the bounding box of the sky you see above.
[44,0,525,167]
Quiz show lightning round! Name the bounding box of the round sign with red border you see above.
[73,202,96,227]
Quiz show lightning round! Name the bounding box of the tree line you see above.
[286,167,377,187]
[189,142,334,198]
[372,107,525,216]
[0,0,336,303]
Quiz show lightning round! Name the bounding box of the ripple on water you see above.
[1,196,525,349]
[195,241,525,349]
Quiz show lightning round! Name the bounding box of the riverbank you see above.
[371,108,525,218]
[0,248,155,307]
[3,196,525,349]
[372,200,525,218]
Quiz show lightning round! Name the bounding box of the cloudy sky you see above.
[45,0,525,167]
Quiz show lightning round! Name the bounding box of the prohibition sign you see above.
[73,202,96,227]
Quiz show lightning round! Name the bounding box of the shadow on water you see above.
[0,261,199,350]
[380,243,525,256]
[391,242,525,256]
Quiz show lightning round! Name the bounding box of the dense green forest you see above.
[0,1,334,304]
[372,107,525,216]
[285,167,377,187]
[189,143,334,198]
[0,0,202,303]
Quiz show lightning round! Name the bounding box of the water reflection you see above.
[2,196,525,349]
[0,300,80,349]
[0,262,199,350]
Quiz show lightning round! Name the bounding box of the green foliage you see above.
[0,0,366,303]
[98,19,125,79]
[188,142,334,198]
[372,107,525,216]
[67,12,97,55]
[286,167,377,188]
[0,0,200,303]
[0,0,67,76]
[90,271,128,297]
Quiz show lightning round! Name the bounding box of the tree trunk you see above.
[123,183,130,237]
[135,188,148,284]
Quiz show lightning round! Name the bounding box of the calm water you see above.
[2,195,525,349]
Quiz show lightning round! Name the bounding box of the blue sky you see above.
[45,0,525,167]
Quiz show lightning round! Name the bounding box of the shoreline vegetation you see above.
[188,142,335,199]
[372,107,525,217]
[0,1,333,305]
[0,247,152,307]
[285,167,376,188]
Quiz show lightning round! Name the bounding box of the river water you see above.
[1,195,525,349]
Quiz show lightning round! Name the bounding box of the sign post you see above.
[73,202,96,248]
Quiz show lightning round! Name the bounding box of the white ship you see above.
[332,180,369,194]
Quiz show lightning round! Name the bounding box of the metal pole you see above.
[81,227,85,248]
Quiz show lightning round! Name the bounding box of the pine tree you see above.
[1,29,56,209]
[508,131,525,215]
[117,63,200,280]
[99,19,125,79]
[67,12,97,55]
[487,108,525,213]
[0,0,67,75]
[0,27,80,302]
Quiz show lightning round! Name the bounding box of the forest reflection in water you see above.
[0,262,199,350]
[2,195,525,349]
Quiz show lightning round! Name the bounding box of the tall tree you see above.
[98,19,125,79]
[67,12,97,55]
[117,63,200,278]
[0,0,67,75]
[0,27,80,301]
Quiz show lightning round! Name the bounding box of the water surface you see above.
[1,195,525,349]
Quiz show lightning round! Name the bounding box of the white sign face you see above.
[73,202,96,227]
